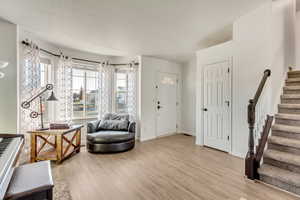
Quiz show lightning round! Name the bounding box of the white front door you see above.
[203,60,231,152]
[156,72,177,137]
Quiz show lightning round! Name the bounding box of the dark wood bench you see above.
[5,161,54,200]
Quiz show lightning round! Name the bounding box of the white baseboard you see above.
[180,130,195,136]
[230,151,244,159]
[139,135,156,142]
[139,132,182,142]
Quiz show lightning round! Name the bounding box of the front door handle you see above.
[203,108,208,111]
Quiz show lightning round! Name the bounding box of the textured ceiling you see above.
[0,0,268,63]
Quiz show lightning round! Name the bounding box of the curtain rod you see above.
[21,40,139,66]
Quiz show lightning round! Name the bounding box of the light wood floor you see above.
[53,134,300,200]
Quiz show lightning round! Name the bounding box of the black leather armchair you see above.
[86,119,136,153]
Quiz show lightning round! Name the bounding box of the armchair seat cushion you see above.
[87,131,134,144]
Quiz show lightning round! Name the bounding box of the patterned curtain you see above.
[98,61,114,119]
[56,55,73,123]
[19,42,41,163]
[20,42,41,133]
[127,62,138,121]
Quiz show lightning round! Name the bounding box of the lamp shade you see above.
[47,91,58,101]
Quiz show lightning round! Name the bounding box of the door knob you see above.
[157,105,162,110]
[203,108,208,111]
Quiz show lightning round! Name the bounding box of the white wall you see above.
[193,0,296,158]
[139,56,182,141]
[196,41,233,148]
[231,0,295,157]
[270,0,296,113]
[181,57,196,136]
[0,19,18,133]
[232,2,273,157]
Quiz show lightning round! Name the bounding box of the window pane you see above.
[73,69,85,76]
[86,77,97,91]
[41,100,50,122]
[86,70,97,78]
[40,69,45,87]
[72,76,84,90]
[86,91,98,117]
[40,62,52,88]
[117,73,127,79]
[73,89,84,118]
[116,92,128,113]
[116,72,128,113]
[72,67,99,119]
[39,59,52,122]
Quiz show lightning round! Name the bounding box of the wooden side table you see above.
[28,125,84,164]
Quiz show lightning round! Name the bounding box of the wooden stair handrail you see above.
[255,115,273,164]
[245,69,271,180]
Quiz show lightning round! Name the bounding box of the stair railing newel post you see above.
[245,69,271,180]
[246,99,258,179]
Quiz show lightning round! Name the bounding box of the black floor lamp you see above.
[21,84,58,130]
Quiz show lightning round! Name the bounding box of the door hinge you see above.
[176,124,178,129]
[227,136,230,141]
[227,68,230,73]
[176,102,179,106]
[156,85,158,89]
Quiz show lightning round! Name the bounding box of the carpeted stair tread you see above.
[275,113,300,120]
[264,149,300,167]
[273,124,300,134]
[286,78,300,83]
[281,94,300,99]
[278,104,300,109]
[288,71,300,76]
[258,164,300,187]
[269,136,300,149]
[284,86,300,90]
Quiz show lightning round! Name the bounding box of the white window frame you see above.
[113,68,130,114]
[39,55,54,123]
[71,65,99,120]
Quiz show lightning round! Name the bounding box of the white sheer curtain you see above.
[97,61,138,121]
[98,61,114,119]
[127,62,138,121]
[20,42,41,132]
[56,55,73,123]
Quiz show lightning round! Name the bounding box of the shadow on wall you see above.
[197,24,233,50]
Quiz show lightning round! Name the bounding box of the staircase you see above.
[258,70,300,195]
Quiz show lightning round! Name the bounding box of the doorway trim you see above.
[155,71,179,138]
[196,41,234,154]
[202,59,232,153]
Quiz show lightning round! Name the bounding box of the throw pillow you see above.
[97,120,129,131]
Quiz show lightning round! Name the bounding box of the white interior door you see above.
[156,72,177,137]
[203,60,231,152]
